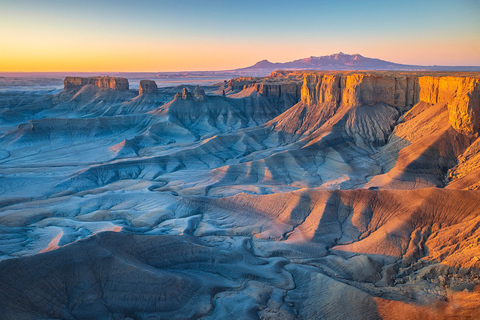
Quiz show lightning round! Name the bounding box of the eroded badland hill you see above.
[1,71,480,319]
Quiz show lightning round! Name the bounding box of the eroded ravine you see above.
[1,72,480,319]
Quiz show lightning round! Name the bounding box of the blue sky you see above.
[1,0,479,71]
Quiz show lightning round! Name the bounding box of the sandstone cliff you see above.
[418,76,480,135]
[64,76,129,91]
[296,71,480,135]
[227,74,303,100]
[138,80,158,95]
[301,73,418,108]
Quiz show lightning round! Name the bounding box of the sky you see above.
[1,0,479,72]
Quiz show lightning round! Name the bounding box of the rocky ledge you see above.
[227,71,304,99]
[64,76,129,91]
[301,71,480,135]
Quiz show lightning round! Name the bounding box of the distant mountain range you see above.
[236,52,480,72]
[5,53,477,81]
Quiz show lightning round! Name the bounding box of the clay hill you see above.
[0,71,480,319]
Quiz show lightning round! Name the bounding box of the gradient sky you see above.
[1,0,479,72]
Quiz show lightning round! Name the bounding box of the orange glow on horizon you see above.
[1,28,479,72]
[1,0,479,72]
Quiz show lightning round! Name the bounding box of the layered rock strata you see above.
[227,74,303,100]
[64,76,129,91]
[418,76,480,135]
[295,71,480,135]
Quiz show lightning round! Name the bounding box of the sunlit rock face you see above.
[418,76,480,135]
[138,79,158,95]
[299,71,480,135]
[301,72,414,108]
[227,73,303,100]
[1,71,480,319]
[182,87,193,99]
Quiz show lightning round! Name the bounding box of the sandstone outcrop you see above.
[138,80,158,95]
[174,86,206,101]
[227,74,303,100]
[64,76,129,91]
[294,71,480,135]
[418,76,480,135]
[301,74,342,105]
[300,73,418,108]
[192,85,206,102]
[182,87,192,100]
[227,77,262,91]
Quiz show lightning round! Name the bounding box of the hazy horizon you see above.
[2,50,480,74]
[1,0,479,72]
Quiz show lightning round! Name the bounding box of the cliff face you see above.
[418,76,480,135]
[301,74,342,105]
[227,76,303,100]
[301,73,419,108]
[298,71,480,135]
[138,80,158,95]
[227,77,262,91]
[64,76,129,91]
